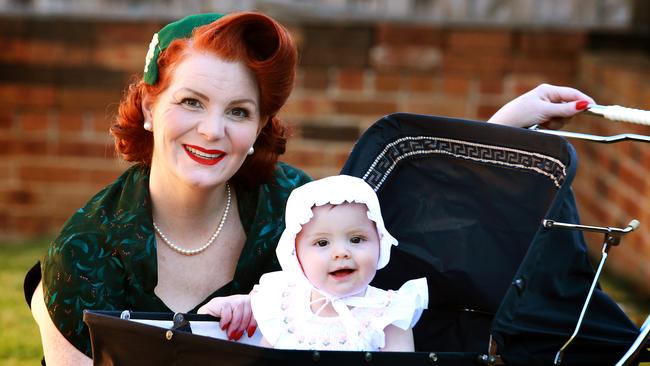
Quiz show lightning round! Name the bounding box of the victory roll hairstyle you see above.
[110,12,297,187]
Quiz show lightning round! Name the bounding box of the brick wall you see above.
[1,16,648,293]
[0,18,165,237]
[572,53,650,295]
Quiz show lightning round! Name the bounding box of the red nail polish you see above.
[235,330,244,340]
[576,100,589,110]
[248,326,256,337]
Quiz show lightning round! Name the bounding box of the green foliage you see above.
[0,239,50,366]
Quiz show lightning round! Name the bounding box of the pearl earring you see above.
[143,121,153,131]
[247,146,255,156]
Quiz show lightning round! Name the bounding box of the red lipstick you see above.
[184,144,226,166]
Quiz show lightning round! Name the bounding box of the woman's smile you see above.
[183,144,226,166]
[145,51,261,189]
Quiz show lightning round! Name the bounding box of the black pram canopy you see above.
[340,113,640,365]
[83,113,645,366]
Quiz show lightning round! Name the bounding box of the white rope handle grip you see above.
[587,104,650,126]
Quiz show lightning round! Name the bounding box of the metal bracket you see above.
[171,312,191,332]
[542,219,640,365]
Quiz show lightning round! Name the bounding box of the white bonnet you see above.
[276,175,398,287]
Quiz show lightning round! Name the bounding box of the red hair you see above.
[110,12,296,187]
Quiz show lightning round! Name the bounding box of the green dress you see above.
[41,162,311,357]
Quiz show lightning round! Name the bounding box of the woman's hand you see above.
[197,294,257,341]
[488,83,596,129]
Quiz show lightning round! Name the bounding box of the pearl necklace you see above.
[153,183,231,256]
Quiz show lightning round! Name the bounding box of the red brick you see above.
[404,98,466,118]
[617,192,641,219]
[0,85,20,107]
[89,168,122,185]
[596,150,612,172]
[7,215,51,236]
[599,66,644,105]
[446,30,512,53]
[405,73,436,93]
[62,46,93,66]
[282,149,327,167]
[575,190,608,224]
[334,151,351,169]
[96,22,162,44]
[517,32,586,56]
[4,188,37,205]
[619,162,645,194]
[511,55,577,75]
[13,138,49,156]
[334,100,397,116]
[58,112,85,132]
[93,111,114,133]
[0,85,56,108]
[92,44,145,72]
[54,140,113,158]
[578,54,600,84]
[337,69,365,91]
[301,67,330,90]
[477,104,502,121]
[642,147,650,168]
[478,76,504,95]
[19,165,84,183]
[442,74,470,96]
[30,86,58,108]
[376,23,443,46]
[20,112,49,132]
[3,39,28,63]
[441,53,509,76]
[370,45,441,71]
[0,112,14,130]
[511,74,547,96]
[374,72,402,92]
[28,41,66,65]
[58,88,122,109]
[283,96,334,117]
[1,138,17,155]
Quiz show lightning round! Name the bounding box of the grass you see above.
[0,238,647,365]
[0,238,49,366]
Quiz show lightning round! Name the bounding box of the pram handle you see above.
[529,104,650,143]
[586,104,650,126]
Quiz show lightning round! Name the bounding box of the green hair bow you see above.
[143,13,224,85]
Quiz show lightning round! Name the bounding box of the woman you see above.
[27,11,595,365]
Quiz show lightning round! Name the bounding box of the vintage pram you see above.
[77,109,650,365]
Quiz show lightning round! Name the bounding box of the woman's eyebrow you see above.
[230,98,258,108]
[176,87,210,101]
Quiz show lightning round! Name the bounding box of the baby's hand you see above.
[197,294,257,341]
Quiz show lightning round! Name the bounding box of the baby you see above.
[200,175,427,351]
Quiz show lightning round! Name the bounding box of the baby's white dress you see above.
[250,271,428,351]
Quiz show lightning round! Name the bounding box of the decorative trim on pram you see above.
[361,136,567,191]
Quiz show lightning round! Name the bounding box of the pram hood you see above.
[340,113,639,365]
